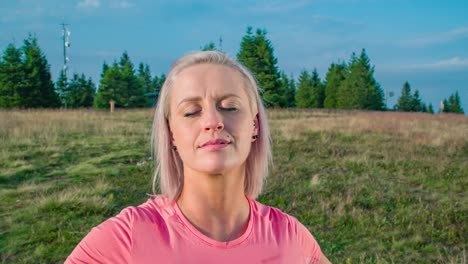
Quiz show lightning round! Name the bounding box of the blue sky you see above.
[1,0,467,111]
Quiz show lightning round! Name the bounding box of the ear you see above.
[252,113,259,142]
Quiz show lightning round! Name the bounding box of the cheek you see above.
[171,126,196,161]
[173,123,195,142]
[227,117,254,140]
[170,120,192,143]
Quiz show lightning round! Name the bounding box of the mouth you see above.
[199,138,231,150]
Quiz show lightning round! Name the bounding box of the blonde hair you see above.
[151,50,272,201]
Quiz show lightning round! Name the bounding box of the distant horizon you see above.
[1,0,467,112]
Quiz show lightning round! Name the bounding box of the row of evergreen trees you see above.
[54,48,166,109]
[441,92,464,114]
[0,31,464,114]
[0,36,60,108]
[236,28,384,110]
[56,71,95,108]
[0,35,165,109]
[234,27,463,113]
[93,52,165,108]
[393,81,464,114]
[395,81,432,113]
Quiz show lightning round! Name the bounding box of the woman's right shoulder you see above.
[65,195,175,264]
[119,195,176,225]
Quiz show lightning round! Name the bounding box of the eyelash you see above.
[183,107,238,117]
[223,107,238,112]
[184,112,198,117]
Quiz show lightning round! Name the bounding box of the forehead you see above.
[170,63,250,103]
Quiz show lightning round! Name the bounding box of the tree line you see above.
[0,30,464,114]
[0,35,165,109]
[234,27,463,114]
[0,35,60,108]
[93,52,165,108]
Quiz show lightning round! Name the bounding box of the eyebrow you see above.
[176,93,242,107]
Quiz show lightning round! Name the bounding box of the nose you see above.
[203,106,224,132]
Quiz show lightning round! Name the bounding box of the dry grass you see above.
[269,109,467,149]
[35,179,112,209]
[0,109,153,146]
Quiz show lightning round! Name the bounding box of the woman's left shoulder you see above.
[250,199,306,230]
[251,199,322,262]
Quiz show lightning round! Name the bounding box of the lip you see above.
[199,138,231,150]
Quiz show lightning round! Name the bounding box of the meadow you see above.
[0,109,466,263]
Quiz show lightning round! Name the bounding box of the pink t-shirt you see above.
[65,196,322,264]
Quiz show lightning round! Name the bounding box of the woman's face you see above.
[168,63,258,176]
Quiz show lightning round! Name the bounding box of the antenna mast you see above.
[61,22,71,78]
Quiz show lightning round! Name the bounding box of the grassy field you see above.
[0,109,466,263]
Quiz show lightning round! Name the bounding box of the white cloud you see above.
[403,57,468,70]
[110,0,134,9]
[77,0,101,9]
[400,26,468,47]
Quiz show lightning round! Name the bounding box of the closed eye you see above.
[183,111,199,117]
[221,107,238,112]
[184,107,237,117]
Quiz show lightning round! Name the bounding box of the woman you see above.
[66,51,331,264]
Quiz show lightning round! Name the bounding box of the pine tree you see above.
[324,62,347,109]
[421,102,428,113]
[101,62,109,79]
[278,72,295,108]
[286,73,296,107]
[138,63,152,93]
[395,82,427,112]
[119,51,144,107]
[201,41,217,51]
[67,73,95,108]
[237,27,257,71]
[447,91,464,114]
[152,74,165,93]
[296,70,313,108]
[358,49,384,110]
[336,53,359,109]
[0,44,24,108]
[395,81,413,111]
[237,27,282,107]
[310,68,325,108]
[56,69,69,107]
[337,49,384,110]
[95,62,125,108]
[84,76,96,107]
[95,52,146,109]
[137,62,154,106]
[428,103,434,114]
[442,99,450,113]
[21,35,60,108]
[411,90,423,112]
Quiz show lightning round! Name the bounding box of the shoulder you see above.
[250,199,301,231]
[100,195,174,230]
[65,196,174,264]
[250,199,322,264]
[131,195,175,223]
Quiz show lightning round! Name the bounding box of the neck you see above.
[177,166,250,242]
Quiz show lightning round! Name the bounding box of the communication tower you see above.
[61,22,71,78]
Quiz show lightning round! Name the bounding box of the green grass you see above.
[0,109,467,263]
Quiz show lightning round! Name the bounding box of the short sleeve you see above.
[65,207,134,264]
[296,221,322,264]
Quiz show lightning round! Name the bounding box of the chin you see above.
[195,159,239,175]
[197,163,230,175]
